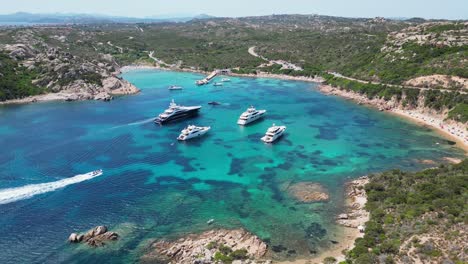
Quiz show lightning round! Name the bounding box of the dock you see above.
[196,69,231,85]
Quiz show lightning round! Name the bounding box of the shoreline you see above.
[3,65,465,154]
[318,84,467,154]
[278,177,369,264]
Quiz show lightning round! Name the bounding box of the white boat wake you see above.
[109,118,154,129]
[0,170,103,205]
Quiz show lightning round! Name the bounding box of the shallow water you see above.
[0,70,464,263]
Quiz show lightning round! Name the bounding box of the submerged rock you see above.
[142,229,268,264]
[287,182,329,202]
[68,226,119,247]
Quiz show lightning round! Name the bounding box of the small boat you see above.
[207,219,215,225]
[213,82,223,87]
[237,106,266,125]
[91,169,103,176]
[221,78,231,82]
[155,99,202,124]
[208,101,222,106]
[261,124,286,143]
[177,125,211,141]
[168,85,183,90]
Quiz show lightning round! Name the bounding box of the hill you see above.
[347,160,467,264]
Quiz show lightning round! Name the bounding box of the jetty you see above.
[196,69,231,85]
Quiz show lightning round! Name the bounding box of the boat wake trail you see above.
[109,118,154,129]
[0,170,103,205]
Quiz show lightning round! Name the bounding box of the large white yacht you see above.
[261,124,286,143]
[155,99,201,124]
[177,125,211,141]
[237,106,267,125]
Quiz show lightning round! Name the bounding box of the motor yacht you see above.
[237,106,266,125]
[261,124,286,143]
[155,99,201,124]
[177,125,211,141]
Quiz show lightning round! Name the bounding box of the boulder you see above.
[338,214,349,220]
[69,226,118,248]
[68,233,79,243]
[94,92,112,101]
[4,44,36,59]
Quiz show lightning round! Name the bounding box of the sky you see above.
[0,0,466,20]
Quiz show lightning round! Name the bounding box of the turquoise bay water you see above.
[0,70,464,263]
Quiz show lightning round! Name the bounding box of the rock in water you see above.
[68,226,118,248]
[287,182,329,202]
[68,233,79,243]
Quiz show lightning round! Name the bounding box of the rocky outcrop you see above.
[68,226,119,247]
[287,182,329,202]
[142,229,269,264]
[103,76,140,96]
[336,176,369,229]
[404,75,468,90]
[4,44,36,59]
[1,29,140,104]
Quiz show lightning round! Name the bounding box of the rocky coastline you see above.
[1,41,140,105]
[318,84,468,152]
[141,229,269,264]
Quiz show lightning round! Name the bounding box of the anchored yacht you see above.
[213,82,223,86]
[261,124,286,143]
[155,99,201,124]
[168,85,183,90]
[221,78,231,82]
[237,106,267,125]
[177,125,211,141]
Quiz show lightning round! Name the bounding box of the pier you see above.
[196,69,231,85]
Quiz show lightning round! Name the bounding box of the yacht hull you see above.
[155,108,200,124]
[237,111,266,125]
[177,129,210,141]
[261,127,286,143]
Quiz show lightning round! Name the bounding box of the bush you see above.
[213,252,233,263]
[230,249,248,260]
[323,256,337,264]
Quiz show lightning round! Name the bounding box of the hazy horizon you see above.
[1,0,467,20]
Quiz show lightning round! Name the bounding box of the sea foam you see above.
[0,171,102,205]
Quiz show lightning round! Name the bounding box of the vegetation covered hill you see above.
[0,15,466,120]
[0,51,44,101]
[347,160,467,264]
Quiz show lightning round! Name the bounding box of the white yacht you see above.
[213,82,223,86]
[261,124,286,143]
[177,125,211,141]
[168,85,183,90]
[221,78,231,82]
[155,99,201,124]
[237,106,267,125]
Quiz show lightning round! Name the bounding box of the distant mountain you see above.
[0,12,215,25]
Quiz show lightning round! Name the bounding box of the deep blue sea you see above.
[0,70,464,263]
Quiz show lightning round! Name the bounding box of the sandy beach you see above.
[318,84,468,154]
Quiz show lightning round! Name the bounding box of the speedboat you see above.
[237,106,267,125]
[91,169,103,176]
[261,124,286,143]
[221,78,231,82]
[155,99,201,124]
[213,82,223,86]
[168,85,183,90]
[177,125,211,141]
